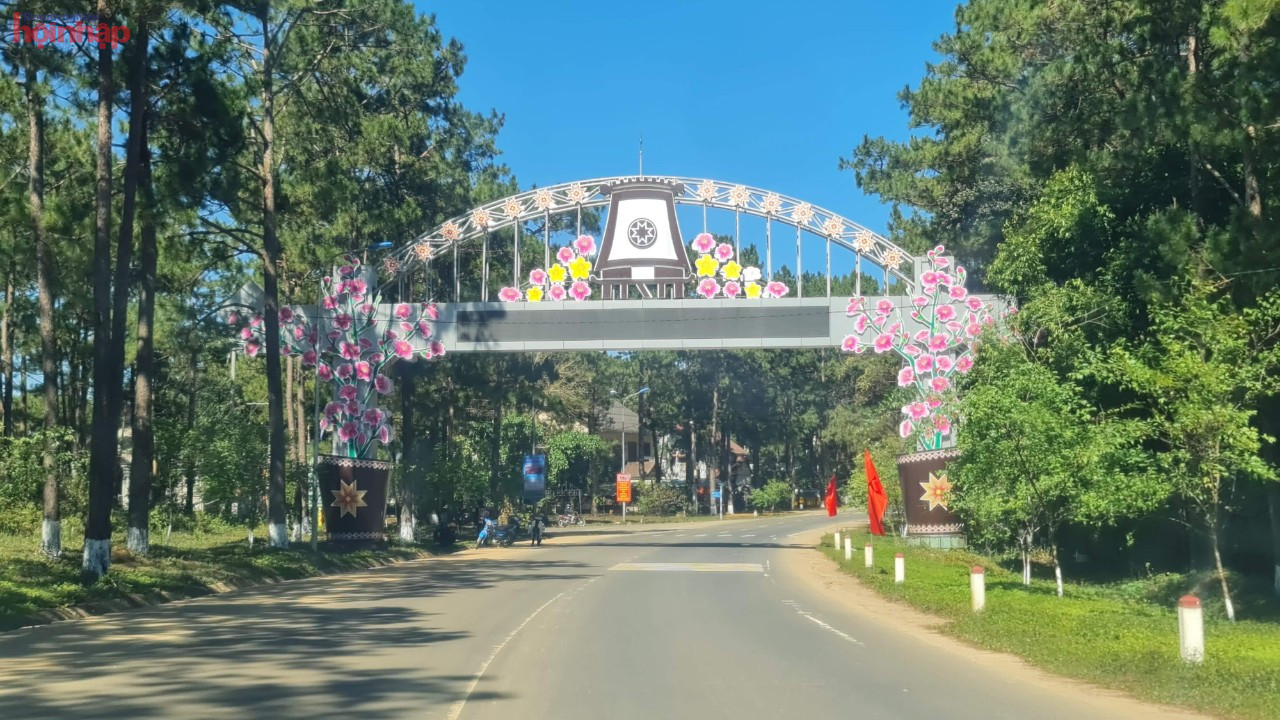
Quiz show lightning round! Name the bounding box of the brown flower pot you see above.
[896,448,963,537]
[317,455,391,543]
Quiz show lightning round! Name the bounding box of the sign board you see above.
[616,473,632,503]
[522,454,547,499]
[712,490,721,499]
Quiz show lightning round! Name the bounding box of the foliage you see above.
[749,480,793,512]
[633,483,686,516]
[546,432,611,496]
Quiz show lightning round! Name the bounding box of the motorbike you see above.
[495,517,521,547]
[433,522,457,547]
[476,517,497,547]
[556,512,585,527]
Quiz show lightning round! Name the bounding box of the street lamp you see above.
[610,387,650,521]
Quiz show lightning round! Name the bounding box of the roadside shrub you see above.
[750,480,792,512]
[634,483,685,515]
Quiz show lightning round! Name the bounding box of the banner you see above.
[523,454,547,499]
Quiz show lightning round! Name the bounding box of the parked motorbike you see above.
[476,517,497,547]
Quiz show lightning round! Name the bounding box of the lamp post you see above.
[611,387,650,521]
[307,242,395,550]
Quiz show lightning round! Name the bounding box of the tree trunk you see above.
[128,108,156,556]
[489,399,502,499]
[1048,525,1064,597]
[1268,488,1280,597]
[399,367,417,542]
[2,263,13,437]
[259,5,288,548]
[1208,507,1236,621]
[1243,124,1262,218]
[184,348,198,514]
[28,60,61,558]
[711,385,719,515]
[1020,528,1033,586]
[287,356,301,541]
[687,421,696,510]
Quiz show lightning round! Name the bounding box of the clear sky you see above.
[422,1,958,238]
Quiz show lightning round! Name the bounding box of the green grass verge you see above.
[822,533,1280,720]
[0,527,458,632]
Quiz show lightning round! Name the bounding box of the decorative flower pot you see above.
[896,448,963,540]
[317,455,391,543]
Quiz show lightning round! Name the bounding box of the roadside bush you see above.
[750,480,792,512]
[634,483,685,515]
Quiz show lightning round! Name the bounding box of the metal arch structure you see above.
[381,175,919,292]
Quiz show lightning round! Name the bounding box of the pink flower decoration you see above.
[333,314,353,331]
[723,281,742,298]
[899,419,915,438]
[374,375,393,395]
[921,271,938,287]
[697,278,721,299]
[913,329,930,343]
[949,286,967,300]
[362,408,382,425]
[912,295,928,308]
[967,296,984,312]
[915,354,934,373]
[378,425,391,444]
[393,340,414,359]
[322,295,338,310]
[714,243,734,262]
[301,349,317,366]
[898,366,915,387]
[369,352,384,364]
[240,327,253,340]
[903,344,922,356]
[846,297,865,314]
[293,325,305,340]
[227,312,239,325]
[955,356,974,373]
[359,338,373,350]
[249,315,263,328]
[692,233,716,254]
[853,314,869,333]
[339,385,358,401]
[935,256,951,268]
[936,356,954,372]
[349,278,367,295]
[872,315,888,327]
[499,287,523,302]
[357,433,368,446]
[360,303,376,317]
[873,334,894,353]
[244,342,260,357]
[346,399,359,415]
[278,306,294,322]
[336,363,353,379]
[417,320,433,338]
[529,268,547,286]
[425,304,440,321]
[936,273,953,287]
[317,364,333,381]
[548,284,567,301]
[965,322,982,338]
[394,303,411,319]
[907,402,929,421]
[765,281,789,298]
[355,361,372,380]
[927,396,943,409]
[983,315,995,326]
[931,376,951,393]
[574,235,597,256]
[936,304,957,322]
[842,335,860,352]
[281,344,293,356]
[569,281,592,301]
[933,414,952,433]
[338,422,358,442]
[324,401,343,417]
[340,341,360,360]
[557,246,575,265]
[430,341,446,357]
[876,299,894,316]
[946,321,963,333]
[338,264,354,277]
[399,321,413,334]
[929,334,949,352]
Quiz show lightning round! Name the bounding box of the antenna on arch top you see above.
[638,133,644,177]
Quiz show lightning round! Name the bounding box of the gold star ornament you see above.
[919,472,953,512]
[331,479,368,518]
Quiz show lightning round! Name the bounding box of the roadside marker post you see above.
[864,543,873,568]
[844,536,852,561]
[894,553,905,584]
[1178,595,1204,664]
[834,530,841,549]
[970,566,985,612]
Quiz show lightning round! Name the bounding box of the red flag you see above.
[865,450,887,536]
[824,474,838,517]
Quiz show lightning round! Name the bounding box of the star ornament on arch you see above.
[627,218,657,248]
[331,479,368,518]
[918,471,953,512]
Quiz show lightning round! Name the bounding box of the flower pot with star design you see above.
[318,455,391,543]
[896,448,963,537]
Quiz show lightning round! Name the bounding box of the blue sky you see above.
[421,1,958,279]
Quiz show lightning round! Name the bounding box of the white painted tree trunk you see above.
[399,513,416,542]
[82,538,110,577]
[291,520,302,542]
[267,521,288,548]
[41,519,61,558]
[126,526,148,555]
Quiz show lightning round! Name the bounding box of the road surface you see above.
[0,512,1204,719]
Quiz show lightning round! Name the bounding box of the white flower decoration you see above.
[743,266,762,283]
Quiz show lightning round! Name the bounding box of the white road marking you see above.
[695,534,708,537]
[742,534,756,537]
[610,562,764,573]
[446,591,566,720]
[782,600,863,646]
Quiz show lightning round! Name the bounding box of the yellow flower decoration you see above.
[526,286,544,302]
[744,282,762,299]
[569,255,592,280]
[695,254,720,278]
[721,261,742,280]
[548,265,567,283]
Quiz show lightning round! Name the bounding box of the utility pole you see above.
[689,420,697,511]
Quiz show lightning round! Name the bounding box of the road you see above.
[0,512,1204,720]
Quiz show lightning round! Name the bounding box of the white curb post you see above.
[844,536,852,561]
[1178,595,1204,664]
[894,553,905,584]
[834,530,841,550]
[864,543,873,568]
[971,566,986,612]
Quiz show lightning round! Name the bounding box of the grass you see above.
[821,533,1280,720]
[0,523,459,632]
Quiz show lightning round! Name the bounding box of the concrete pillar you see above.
[844,536,852,561]
[834,531,841,549]
[894,553,905,584]
[864,543,873,568]
[971,566,985,612]
[1178,595,1204,664]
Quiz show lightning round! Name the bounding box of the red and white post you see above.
[834,530,841,550]
[864,543,873,568]
[1178,595,1204,664]
[894,553,905,584]
[971,566,986,612]
[844,536,852,561]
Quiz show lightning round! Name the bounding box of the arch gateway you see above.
[229,175,1012,545]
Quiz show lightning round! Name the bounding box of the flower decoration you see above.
[853,231,875,254]
[471,208,492,229]
[534,189,554,210]
[228,255,443,460]
[729,185,750,207]
[841,244,996,451]
[687,236,788,300]
[441,221,460,241]
[503,197,523,217]
[502,237,598,303]
[696,181,718,202]
[566,183,588,204]
[761,193,782,215]
[574,234,597,256]
[822,216,844,238]
[692,233,717,254]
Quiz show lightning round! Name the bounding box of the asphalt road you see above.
[0,512,1204,720]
